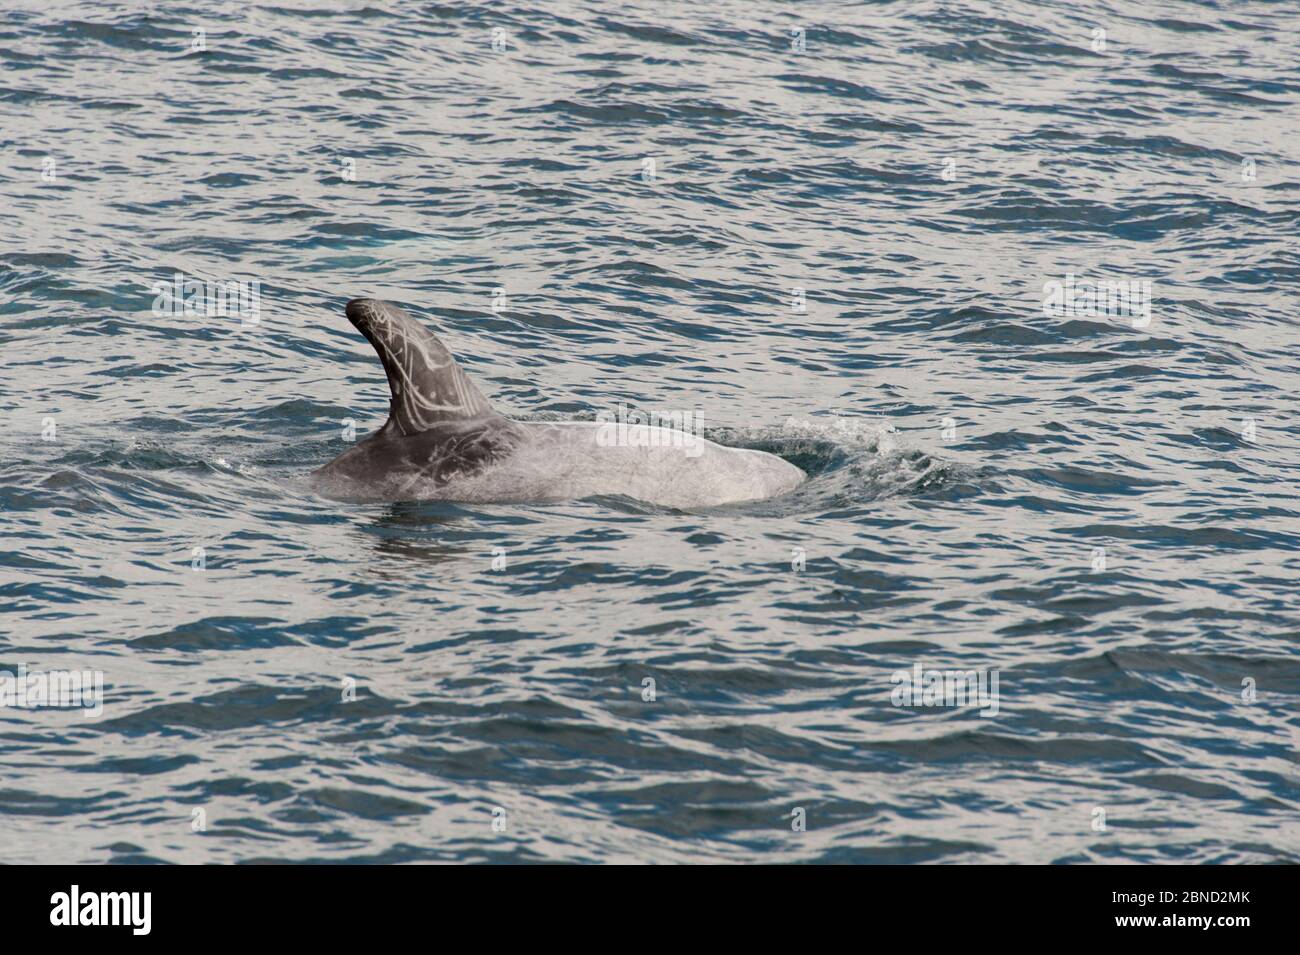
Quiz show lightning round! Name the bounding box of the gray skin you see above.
[311,299,806,508]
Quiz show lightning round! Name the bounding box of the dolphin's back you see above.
[411,421,805,508]
[312,298,805,507]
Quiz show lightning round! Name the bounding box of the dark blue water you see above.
[2,1,1298,863]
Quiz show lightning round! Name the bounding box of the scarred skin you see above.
[313,417,526,502]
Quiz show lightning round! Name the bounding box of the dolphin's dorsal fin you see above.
[344,298,499,436]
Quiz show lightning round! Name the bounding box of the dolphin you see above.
[310,298,806,507]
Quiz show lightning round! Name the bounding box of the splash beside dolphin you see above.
[310,299,806,508]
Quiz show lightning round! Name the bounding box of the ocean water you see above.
[2,0,1298,864]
